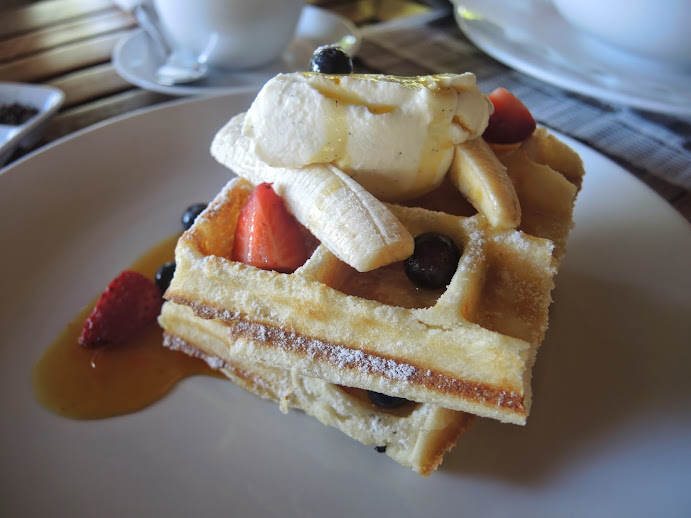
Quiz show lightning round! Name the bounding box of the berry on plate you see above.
[155,261,176,294]
[404,232,461,290]
[310,45,353,74]
[181,203,207,231]
[232,183,308,273]
[368,390,409,409]
[79,270,163,348]
[483,87,536,144]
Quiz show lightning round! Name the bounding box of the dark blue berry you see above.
[404,232,461,290]
[368,391,408,409]
[310,45,353,74]
[155,261,176,294]
[181,203,207,231]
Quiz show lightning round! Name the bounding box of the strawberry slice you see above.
[79,270,163,348]
[483,87,536,144]
[232,183,308,273]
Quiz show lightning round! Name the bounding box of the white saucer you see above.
[112,6,361,96]
[452,0,691,115]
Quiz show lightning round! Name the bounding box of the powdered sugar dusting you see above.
[468,229,484,245]
[163,333,226,370]
[233,320,417,382]
[494,230,532,254]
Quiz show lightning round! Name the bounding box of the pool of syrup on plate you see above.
[32,233,222,420]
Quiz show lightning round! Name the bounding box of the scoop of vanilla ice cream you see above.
[242,72,492,201]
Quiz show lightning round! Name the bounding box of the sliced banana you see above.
[211,114,414,272]
[449,138,521,229]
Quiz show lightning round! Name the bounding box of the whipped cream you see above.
[242,72,492,200]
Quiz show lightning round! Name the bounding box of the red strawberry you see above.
[483,87,536,144]
[232,183,308,273]
[79,270,163,348]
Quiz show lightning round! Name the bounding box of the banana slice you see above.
[449,138,521,229]
[211,114,414,272]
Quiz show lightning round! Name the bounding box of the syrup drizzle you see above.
[32,234,222,420]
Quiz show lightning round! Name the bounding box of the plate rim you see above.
[453,1,691,115]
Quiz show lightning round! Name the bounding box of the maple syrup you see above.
[32,234,222,420]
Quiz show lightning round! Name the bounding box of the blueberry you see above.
[181,203,207,231]
[367,391,409,409]
[310,45,353,74]
[404,232,461,290]
[155,261,176,294]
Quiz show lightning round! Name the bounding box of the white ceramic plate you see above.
[452,0,691,115]
[1,92,690,517]
[0,82,64,166]
[112,5,360,96]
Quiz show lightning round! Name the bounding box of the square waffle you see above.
[162,127,584,436]
[161,302,476,476]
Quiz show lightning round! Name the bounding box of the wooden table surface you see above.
[1,0,689,223]
[0,0,431,143]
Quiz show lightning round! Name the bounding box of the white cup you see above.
[149,0,305,70]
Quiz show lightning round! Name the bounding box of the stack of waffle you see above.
[159,73,584,476]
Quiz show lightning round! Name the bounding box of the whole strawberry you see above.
[79,270,163,348]
[483,87,536,144]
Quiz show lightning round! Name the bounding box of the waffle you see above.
[160,301,476,476]
[162,127,584,428]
